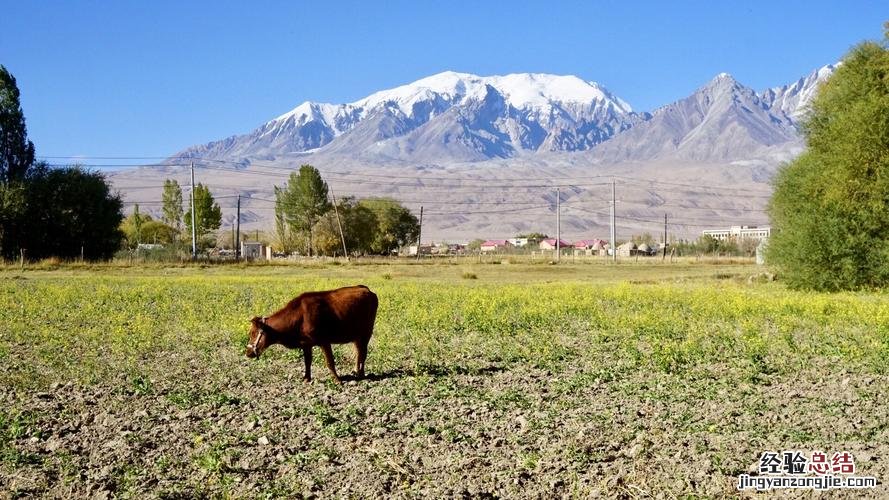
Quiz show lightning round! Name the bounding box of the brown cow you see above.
[245,285,378,384]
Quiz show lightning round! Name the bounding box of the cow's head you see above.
[246,316,271,358]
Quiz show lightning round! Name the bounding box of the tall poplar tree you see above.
[278,165,331,256]
[767,27,889,290]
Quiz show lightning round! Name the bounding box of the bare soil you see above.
[2,352,886,498]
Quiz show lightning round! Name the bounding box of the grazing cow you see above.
[245,285,378,384]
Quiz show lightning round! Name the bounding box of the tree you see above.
[277,165,331,255]
[467,239,484,253]
[161,179,183,232]
[767,33,889,290]
[140,220,177,245]
[22,166,123,260]
[133,204,146,245]
[631,233,655,246]
[358,198,420,254]
[273,185,295,253]
[184,183,222,248]
[312,196,378,256]
[0,65,35,257]
[0,181,25,258]
[0,65,35,183]
[121,210,177,248]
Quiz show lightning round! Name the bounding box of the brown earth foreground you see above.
[2,357,886,498]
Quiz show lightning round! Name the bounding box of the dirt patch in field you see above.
[1,356,886,498]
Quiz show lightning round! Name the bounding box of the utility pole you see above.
[235,194,241,260]
[190,162,197,260]
[610,178,616,262]
[416,206,423,261]
[331,191,348,259]
[663,213,668,261]
[556,187,561,263]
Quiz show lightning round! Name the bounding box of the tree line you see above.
[272,165,419,256]
[119,165,420,257]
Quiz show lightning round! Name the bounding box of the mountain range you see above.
[175,65,835,164]
[111,64,837,241]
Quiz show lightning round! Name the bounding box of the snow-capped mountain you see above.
[760,64,837,122]
[176,72,639,161]
[176,66,836,165]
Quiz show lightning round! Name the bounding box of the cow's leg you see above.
[319,344,341,384]
[302,347,313,382]
[354,337,369,379]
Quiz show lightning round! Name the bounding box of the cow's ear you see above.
[250,316,262,325]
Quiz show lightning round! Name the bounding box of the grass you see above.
[0,260,887,496]
[1,260,887,388]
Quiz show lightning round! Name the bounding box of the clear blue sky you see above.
[1,1,885,158]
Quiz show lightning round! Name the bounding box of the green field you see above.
[1,261,887,497]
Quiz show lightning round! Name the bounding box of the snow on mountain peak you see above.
[352,71,632,116]
[760,63,839,120]
[264,71,633,138]
[272,101,338,125]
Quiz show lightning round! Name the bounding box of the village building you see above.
[538,238,571,251]
[480,240,512,253]
[702,225,771,241]
[407,244,433,256]
[616,241,637,257]
[241,241,270,260]
[572,239,608,256]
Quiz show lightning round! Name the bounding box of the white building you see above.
[702,225,771,242]
[241,241,267,260]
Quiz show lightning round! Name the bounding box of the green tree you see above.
[161,179,183,232]
[273,185,295,253]
[140,220,177,245]
[358,198,420,254]
[0,65,35,258]
[467,239,484,252]
[0,182,25,258]
[313,196,378,256]
[184,183,222,248]
[132,204,145,245]
[121,210,175,248]
[277,165,331,255]
[767,32,889,290]
[0,65,35,183]
[23,166,123,260]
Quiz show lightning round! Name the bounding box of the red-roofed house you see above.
[573,239,607,250]
[539,238,571,251]
[573,239,608,255]
[480,239,512,253]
